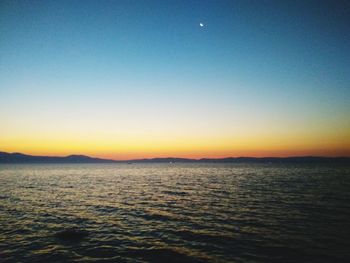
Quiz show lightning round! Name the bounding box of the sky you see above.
[1,0,349,159]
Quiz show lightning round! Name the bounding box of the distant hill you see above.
[131,156,349,164]
[197,156,350,164]
[0,151,349,164]
[0,152,116,163]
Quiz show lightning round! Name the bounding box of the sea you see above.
[0,163,349,262]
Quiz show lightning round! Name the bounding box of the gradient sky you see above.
[1,0,349,159]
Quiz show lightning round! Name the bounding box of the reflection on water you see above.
[0,163,349,262]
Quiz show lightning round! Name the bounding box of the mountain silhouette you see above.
[0,152,115,163]
[0,151,349,164]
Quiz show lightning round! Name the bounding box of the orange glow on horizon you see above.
[1,122,349,160]
[1,138,349,160]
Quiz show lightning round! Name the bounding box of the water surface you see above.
[0,163,349,262]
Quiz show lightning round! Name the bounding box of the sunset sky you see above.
[1,0,349,159]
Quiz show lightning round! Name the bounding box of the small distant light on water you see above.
[199,23,204,27]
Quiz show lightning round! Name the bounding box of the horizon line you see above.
[1,151,349,161]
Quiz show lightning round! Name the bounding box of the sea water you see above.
[0,163,349,262]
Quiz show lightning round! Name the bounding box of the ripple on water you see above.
[0,163,349,262]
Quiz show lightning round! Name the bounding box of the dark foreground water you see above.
[0,163,349,262]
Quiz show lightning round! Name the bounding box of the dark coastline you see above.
[0,151,349,164]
